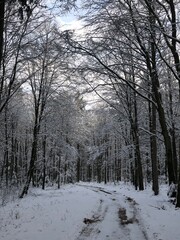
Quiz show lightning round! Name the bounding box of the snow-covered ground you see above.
[0,182,179,240]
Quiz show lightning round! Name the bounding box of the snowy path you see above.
[0,182,180,240]
[76,185,148,240]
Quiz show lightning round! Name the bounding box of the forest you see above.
[0,0,180,208]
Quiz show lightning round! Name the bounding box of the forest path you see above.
[0,183,177,240]
[76,184,149,240]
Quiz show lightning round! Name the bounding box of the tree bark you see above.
[57,153,61,189]
[4,106,9,187]
[0,0,5,71]
[42,132,46,190]
[76,143,81,182]
[176,170,180,207]
[147,0,176,185]
[19,124,39,198]
[128,88,144,191]
[149,99,159,195]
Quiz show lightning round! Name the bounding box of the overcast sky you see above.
[54,0,84,31]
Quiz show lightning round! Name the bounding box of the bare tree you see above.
[19,22,62,197]
[63,0,179,195]
[0,1,40,114]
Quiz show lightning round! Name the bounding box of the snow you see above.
[0,182,180,240]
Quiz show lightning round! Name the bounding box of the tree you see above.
[63,0,180,194]
[0,87,32,188]
[0,1,40,113]
[0,0,77,114]
[0,0,5,71]
[19,21,63,197]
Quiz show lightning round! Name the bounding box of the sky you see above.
[49,0,84,31]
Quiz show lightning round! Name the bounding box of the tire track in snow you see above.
[76,184,150,240]
[123,196,149,240]
[76,198,108,240]
[76,184,131,240]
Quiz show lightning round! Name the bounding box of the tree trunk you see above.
[176,167,180,207]
[168,74,178,180]
[0,0,5,71]
[132,79,144,191]
[97,156,102,183]
[76,143,81,182]
[19,125,39,198]
[134,132,144,191]
[149,99,159,195]
[57,154,61,189]
[4,106,9,187]
[148,1,176,185]
[42,133,46,190]
[129,108,144,191]
[150,64,176,184]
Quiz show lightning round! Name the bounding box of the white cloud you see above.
[56,17,82,30]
